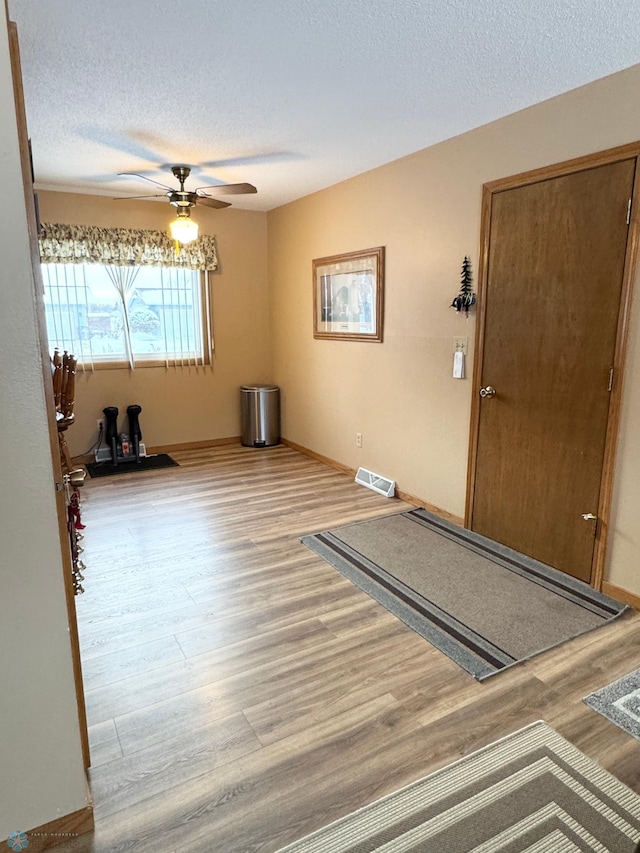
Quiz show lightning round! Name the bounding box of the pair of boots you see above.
[102,404,142,465]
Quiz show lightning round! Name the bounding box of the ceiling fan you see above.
[117,165,258,243]
[118,164,257,209]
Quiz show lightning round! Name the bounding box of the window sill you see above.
[77,357,211,371]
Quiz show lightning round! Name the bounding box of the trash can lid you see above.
[241,384,279,392]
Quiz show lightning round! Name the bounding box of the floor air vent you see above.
[355,467,396,498]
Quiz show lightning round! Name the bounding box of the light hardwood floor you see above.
[61,444,640,852]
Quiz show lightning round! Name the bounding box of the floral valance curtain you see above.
[39,223,219,271]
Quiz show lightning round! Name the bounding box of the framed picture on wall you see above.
[312,246,385,342]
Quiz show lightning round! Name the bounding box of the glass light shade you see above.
[169,213,199,244]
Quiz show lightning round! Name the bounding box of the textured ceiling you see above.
[8,0,640,212]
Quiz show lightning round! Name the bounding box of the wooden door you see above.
[469,159,636,583]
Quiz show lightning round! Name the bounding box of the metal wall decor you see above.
[451,256,476,316]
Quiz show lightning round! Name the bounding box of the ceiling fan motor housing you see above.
[169,166,196,208]
[169,191,198,209]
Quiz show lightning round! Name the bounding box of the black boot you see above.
[103,406,119,466]
[127,405,143,463]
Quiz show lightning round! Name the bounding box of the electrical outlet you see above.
[97,418,105,433]
[356,432,363,448]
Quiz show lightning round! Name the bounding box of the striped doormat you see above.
[302,508,628,680]
[275,721,640,852]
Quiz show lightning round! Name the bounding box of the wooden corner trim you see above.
[601,580,640,611]
[281,438,461,523]
[72,435,241,464]
[146,436,241,454]
[5,803,94,851]
[395,488,464,525]
[281,438,356,476]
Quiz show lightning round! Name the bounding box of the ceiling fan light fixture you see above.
[169,209,199,244]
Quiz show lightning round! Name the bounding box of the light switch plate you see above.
[453,336,468,355]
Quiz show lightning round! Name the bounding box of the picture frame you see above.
[313,246,385,342]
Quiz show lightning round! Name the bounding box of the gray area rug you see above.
[301,508,628,680]
[584,669,640,741]
[275,721,640,852]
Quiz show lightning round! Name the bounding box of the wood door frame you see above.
[465,142,640,590]
[9,20,91,768]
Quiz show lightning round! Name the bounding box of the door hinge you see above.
[608,367,614,392]
[627,198,632,225]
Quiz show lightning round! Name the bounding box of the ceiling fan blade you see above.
[118,172,174,191]
[195,182,257,195]
[197,197,232,209]
[113,193,167,200]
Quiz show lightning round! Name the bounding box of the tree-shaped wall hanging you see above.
[451,256,476,316]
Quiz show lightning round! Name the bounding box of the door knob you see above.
[479,385,496,398]
[581,513,597,521]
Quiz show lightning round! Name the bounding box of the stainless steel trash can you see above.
[241,384,280,447]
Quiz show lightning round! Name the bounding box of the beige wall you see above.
[267,63,640,595]
[34,65,640,596]
[1,12,88,839]
[37,192,270,456]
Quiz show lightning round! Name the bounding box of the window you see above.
[41,263,210,367]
